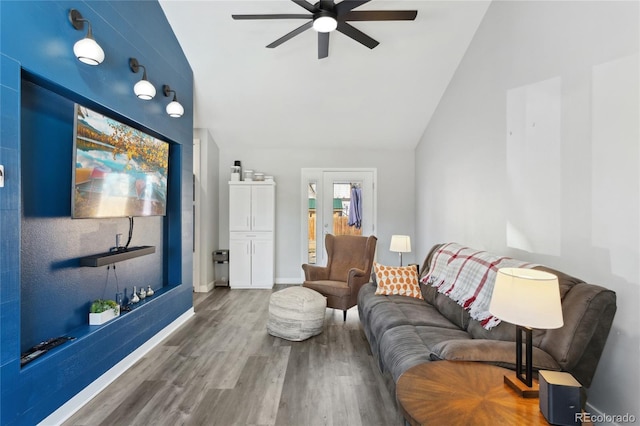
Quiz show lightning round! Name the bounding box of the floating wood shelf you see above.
[79,246,156,267]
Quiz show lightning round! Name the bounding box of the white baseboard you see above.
[584,401,630,426]
[275,278,303,284]
[194,281,215,293]
[39,308,195,426]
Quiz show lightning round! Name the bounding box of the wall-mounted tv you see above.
[72,104,169,218]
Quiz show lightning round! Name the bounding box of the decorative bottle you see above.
[139,286,146,299]
[130,287,140,304]
[146,285,154,297]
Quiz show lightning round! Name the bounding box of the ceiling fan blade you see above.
[336,21,379,49]
[342,10,417,21]
[335,0,371,15]
[292,0,317,13]
[318,32,330,59]
[266,21,314,48]
[232,14,311,20]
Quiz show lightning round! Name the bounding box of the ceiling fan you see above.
[232,0,418,59]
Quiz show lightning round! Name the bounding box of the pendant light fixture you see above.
[129,58,156,100]
[68,9,105,65]
[162,85,184,118]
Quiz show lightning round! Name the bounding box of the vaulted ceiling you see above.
[159,1,490,150]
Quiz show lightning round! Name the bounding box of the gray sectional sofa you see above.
[357,243,617,399]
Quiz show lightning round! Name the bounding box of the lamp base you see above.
[504,374,539,398]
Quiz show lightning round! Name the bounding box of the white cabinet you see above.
[229,233,274,288]
[229,182,275,289]
[229,184,274,232]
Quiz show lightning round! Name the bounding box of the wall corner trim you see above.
[38,308,196,426]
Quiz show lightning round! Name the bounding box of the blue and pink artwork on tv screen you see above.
[72,105,169,218]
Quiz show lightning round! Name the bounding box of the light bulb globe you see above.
[134,79,156,100]
[73,37,104,65]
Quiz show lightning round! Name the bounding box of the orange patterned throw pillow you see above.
[374,262,422,299]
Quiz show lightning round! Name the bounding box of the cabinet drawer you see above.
[230,232,273,241]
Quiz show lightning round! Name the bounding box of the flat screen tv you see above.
[72,104,169,218]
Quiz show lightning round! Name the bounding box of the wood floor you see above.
[64,286,403,426]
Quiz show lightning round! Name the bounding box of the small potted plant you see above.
[89,299,120,325]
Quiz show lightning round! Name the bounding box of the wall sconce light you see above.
[162,85,184,118]
[129,58,156,100]
[68,9,105,65]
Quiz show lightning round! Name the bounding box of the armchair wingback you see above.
[302,234,377,321]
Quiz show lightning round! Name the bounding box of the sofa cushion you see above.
[420,282,471,330]
[419,281,438,305]
[374,262,421,299]
[429,339,561,371]
[467,318,547,347]
[302,280,350,297]
[432,292,472,331]
[359,285,458,369]
[358,283,388,322]
[378,325,470,382]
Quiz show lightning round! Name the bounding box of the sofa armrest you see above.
[302,264,329,281]
[429,339,561,372]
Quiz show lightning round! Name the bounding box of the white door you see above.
[316,170,375,265]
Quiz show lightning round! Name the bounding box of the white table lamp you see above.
[390,235,411,266]
[489,268,563,397]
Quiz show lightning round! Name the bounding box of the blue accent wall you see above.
[0,1,194,424]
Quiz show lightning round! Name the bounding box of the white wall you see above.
[218,147,416,283]
[415,0,638,419]
[195,128,220,290]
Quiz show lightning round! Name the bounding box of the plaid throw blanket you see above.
[421,243,536,329]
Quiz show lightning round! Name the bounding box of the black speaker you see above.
[539,370,583,425]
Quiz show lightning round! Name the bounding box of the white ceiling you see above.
[159,1,490,150]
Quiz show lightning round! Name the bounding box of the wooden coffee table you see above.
[396,361,549,425]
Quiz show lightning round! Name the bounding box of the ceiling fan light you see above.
[134,79,156,100]
[313,15,337,33]
[73,37,104,65]
[166,100,184,118]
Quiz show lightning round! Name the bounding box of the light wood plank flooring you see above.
[64,286,403,426]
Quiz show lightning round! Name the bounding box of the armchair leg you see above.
[343,310,347,322]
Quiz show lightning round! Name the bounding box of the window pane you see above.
[307,182,316,264]
[333,182,362,237]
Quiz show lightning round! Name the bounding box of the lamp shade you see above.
[73,37,104,65]
[390,235,411,253]
[166,100,184,118]
[134,79,156,100]
[489,268,563,329]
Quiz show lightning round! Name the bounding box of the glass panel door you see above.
[318,171,374,264]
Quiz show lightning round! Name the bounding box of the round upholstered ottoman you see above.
[267,286,326,341]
